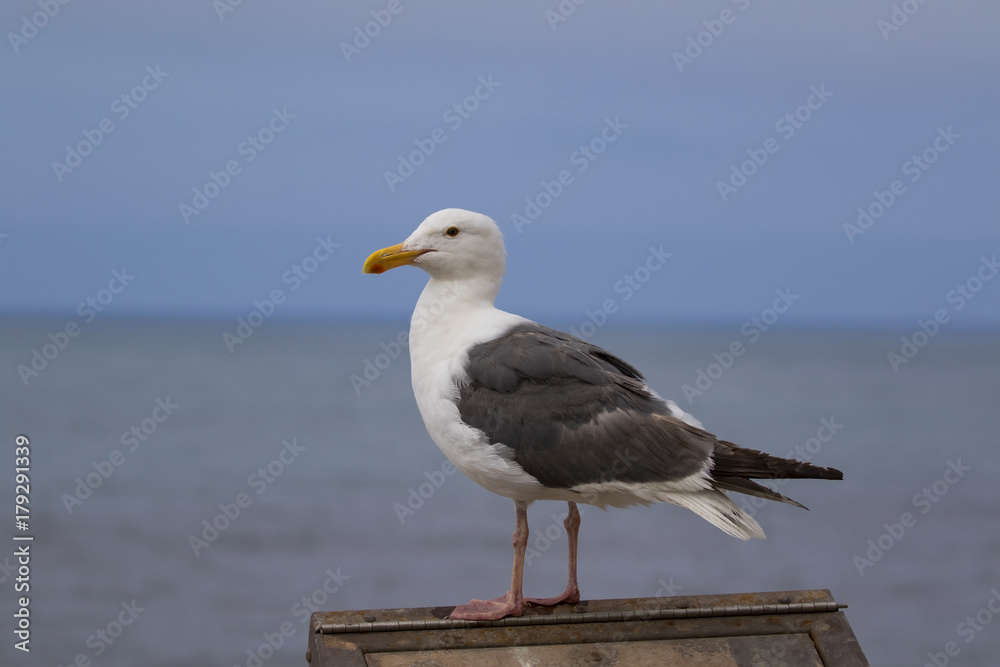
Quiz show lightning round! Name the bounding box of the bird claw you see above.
[449,591,524,620]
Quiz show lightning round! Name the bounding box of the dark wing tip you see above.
[712,440,845,481]
[821,466,845,481]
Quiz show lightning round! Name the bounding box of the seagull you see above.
[362,208,843,621]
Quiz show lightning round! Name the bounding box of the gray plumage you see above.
[457,323,842,500]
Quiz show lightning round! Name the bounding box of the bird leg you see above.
[450,500,529,620]
[525,501,581,607]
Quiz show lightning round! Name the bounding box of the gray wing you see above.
[456,324,715,489]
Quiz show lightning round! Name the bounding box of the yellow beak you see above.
[362,242,431,274]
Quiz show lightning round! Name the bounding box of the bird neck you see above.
[409,276,499,363]
[412,275,499,326]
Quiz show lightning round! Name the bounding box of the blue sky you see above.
[2,0,998,325]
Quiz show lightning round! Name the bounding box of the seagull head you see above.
[362,208,506,282]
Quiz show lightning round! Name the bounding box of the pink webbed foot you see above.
[525,585,580,607]
[449,591,524,620]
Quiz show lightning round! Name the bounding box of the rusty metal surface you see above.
[307,590,869,666]
[365,638,743,667]
[317,600,845,635]
[362,635,827,667]
[312,588,834,630]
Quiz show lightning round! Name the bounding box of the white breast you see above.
[406,280,555,501]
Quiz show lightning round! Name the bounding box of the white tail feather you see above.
[655,489,765,540]
[566,478,766,540]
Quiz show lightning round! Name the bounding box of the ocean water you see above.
[1,319,998,666]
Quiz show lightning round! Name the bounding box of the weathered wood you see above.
[307,589,869,666]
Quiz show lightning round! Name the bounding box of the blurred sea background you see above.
[1,319,998,665]
[2,1,999,665]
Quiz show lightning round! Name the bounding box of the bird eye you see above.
[445,227,460,237]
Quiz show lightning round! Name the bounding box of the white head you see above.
[362,209,507,284]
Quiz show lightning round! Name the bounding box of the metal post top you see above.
[307,590,869,667]
[312,589,846,635]
[318,599,847,635]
